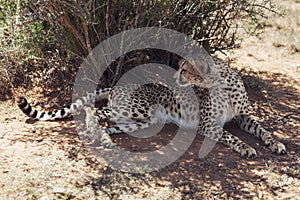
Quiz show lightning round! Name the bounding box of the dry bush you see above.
[0,0,279,99]
[22,0,278,54]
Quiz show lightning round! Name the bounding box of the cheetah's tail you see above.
[17,88,111,121]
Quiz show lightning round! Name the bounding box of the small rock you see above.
[53,186,67,194]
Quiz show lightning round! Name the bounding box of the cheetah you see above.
[173,57,286,157]
[17,57,286,157]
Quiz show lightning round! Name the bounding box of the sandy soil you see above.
[0,0,300,199]
[225,0,300,89]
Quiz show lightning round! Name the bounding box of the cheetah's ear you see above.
[178,59,187,68]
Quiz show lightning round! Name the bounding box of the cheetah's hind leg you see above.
[84,105,159,147]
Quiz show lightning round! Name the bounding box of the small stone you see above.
[53,186,67,194]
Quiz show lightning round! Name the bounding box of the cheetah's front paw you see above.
[269,141,286,154]
[239,144,257,158]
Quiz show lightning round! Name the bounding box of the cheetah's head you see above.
[173,59,214,88]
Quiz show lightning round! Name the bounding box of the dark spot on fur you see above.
[60,109,66,116]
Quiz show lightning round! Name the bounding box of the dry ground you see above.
[1,0,300,199]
